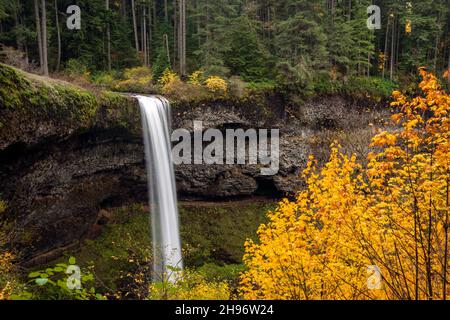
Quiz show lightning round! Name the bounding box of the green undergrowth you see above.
[66,205,152,296]
[179,201,274,267]
[52,200,275,295]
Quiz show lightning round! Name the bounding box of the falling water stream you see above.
[137,95,183,282]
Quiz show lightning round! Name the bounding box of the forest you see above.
[0,0,449,303]
[0,0,449,88]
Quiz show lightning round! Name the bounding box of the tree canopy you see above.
[0,0,448,85]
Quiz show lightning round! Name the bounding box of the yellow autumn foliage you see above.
[204,76,228,94]
[149,270,231,300]
[0,251,16,300]
[241,69,450,300]
[0,202,19,301]
[378,53,386,72]
[114,66,153,93]
[158,68,179,87]
[188,70,204,86]
[405,20,412,34]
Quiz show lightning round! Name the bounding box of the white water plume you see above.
[137,95,183,282]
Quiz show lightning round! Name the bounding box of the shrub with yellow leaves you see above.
[159,68,210,102]
[158,68,182,96]
[0,242,22,300]
[241,69,450,300]
[0,201,23,300]
[241,147,371,300]
[113,66,154,93]
[188,70,204,86]
[149,270,231,300]
[158,68,179,88]
[204,76,228,94]
[0,251,15,300]
[123,66,152,81]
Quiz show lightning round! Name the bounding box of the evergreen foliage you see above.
[0,0,447,89]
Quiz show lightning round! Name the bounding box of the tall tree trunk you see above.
[14,0,22,51]
[148,4,152,63]
[106,0,111,71]
[140,6,144,63]
[164,0,168,23]
[196,0,200,47]
[390,15,396,80]
[163,33,171,68]
[143,6,147,66]
[41,0,48,76]
[396,17,401,68]
[178,0,182,74]
[131,0,139,52]
[178,0,186,76]
[434,13,443,73]
[206,0,209,47]
[181,0,187,76]
[34,0,43,74]
[152,0,156,34]
[433,30,440,72]
[173,0,178,68]
[183,0,186,74]
[54,0,61,72]
[348,0,351,21]
[382,17,390,79]
[330,0,335,26]
[120,0,127,19]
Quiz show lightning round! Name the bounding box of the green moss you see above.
[0,63,32,109]
[0,63,98,122]
[97,91,140,131]
[179,201,274,267]
[45,85,98,124]
[0,64,141,134]
[99,90,130,108]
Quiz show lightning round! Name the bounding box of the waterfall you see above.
[137,95,183,282]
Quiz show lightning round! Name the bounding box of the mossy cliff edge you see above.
[0,63,140,150]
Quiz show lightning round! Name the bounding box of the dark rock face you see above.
[176,165,259,198]
[171,96,388,198]
[0,68,390,263]
[0,131,147,263]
